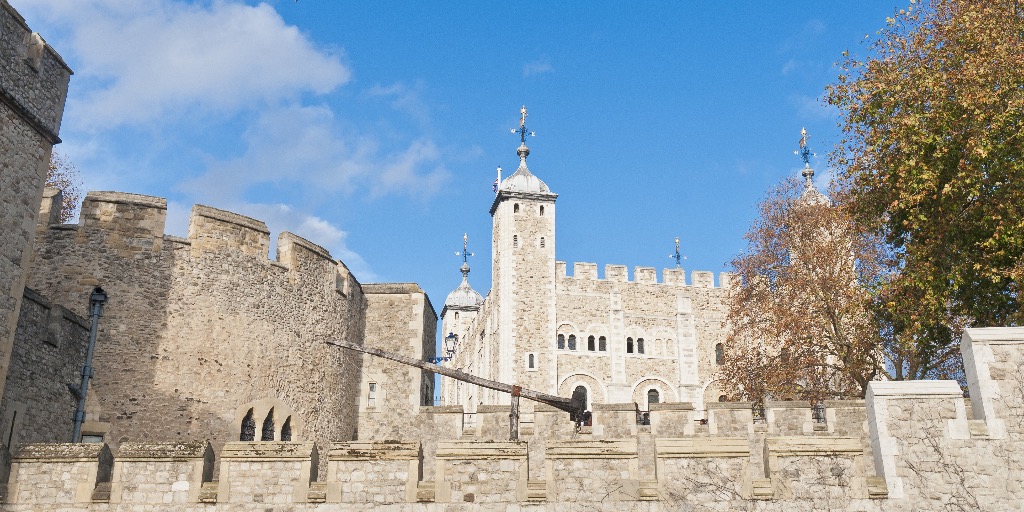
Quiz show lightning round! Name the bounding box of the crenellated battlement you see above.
[556,260,736,288]
[38,189,355,278]
[0,0,73,143]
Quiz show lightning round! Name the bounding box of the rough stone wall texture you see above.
[25,193,366,471]
[0,287,89,446]
[0,1,72,403]
[356,283,436,440]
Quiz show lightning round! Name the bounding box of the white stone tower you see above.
[440,234,484,364]
[489,106,558,402]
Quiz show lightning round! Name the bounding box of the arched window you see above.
[599,336,607,351]
[540,237,545,248]
[568,335,577,351]
[514,203,520,213]
[261,408,275,441]
[240,408,256,441]
[281,416,292,441]
[587,335,595,351]
[528,353,536,369]
[647,389,660,406]
[715,343,724,365]
[627,337,634,354]
[574,385,589,411]
[539,205,545,216]
[637,338,645,354]
[454,312,459,320]
[557,334,565,350]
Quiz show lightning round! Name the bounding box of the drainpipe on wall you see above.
[71,286,107,443]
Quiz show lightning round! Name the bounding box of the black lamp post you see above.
[72,286,107,442]
[432,332,458,364]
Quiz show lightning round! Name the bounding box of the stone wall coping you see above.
[116,441,211,461]
[476,404,511,413]
[824,400,867,408]
[421,405,464,414]
[191,204,270,234]
[649,402,695,411]
[706,401,753,410]
[85,191,167,210]
[1,2,73,72]
[866,380,963,398]
[435,441,526,460]
[164,235,190,245]
[964,326,1024,344]
[279,231,332,261]
[220,441,315,460]
[593,402,637,412]
[765,400,813,408]
[546,439,637,459]
[13,442,108,462]
[655,437,750,458]
[328,441,419,461]
[362,283,425,295]
[765,436,863,456]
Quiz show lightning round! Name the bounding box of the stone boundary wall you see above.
[25,190,370,469]
[1,326,1022,510]
[556,262,736,288]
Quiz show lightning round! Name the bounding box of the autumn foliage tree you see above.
[827,0,1024,379]
[45,150,82,223]
[721,178,887,402]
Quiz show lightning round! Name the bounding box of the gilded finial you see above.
[455,233,474,277]
[669,236,686,268]
[510,105,536,164]
[794,127,816,188]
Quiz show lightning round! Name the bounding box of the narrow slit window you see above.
[637,338,645,354]
[557,334,565,350]
[540,237,545,248]
[539,205,545,216]
[513,235,518,248]
[368,382,377,407]
[528,353,535,369]
[261,408,275,441]
[587,335,595,351]
[715,343,724,365]
[627,337,634,354]
[514,203,520,213]
[568,335,577,351]
[599,336,607,351]
[240,408,255,441]
[281,416,292,441]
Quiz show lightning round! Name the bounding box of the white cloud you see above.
[178,104,450,202]
[366,81,430,125]
[22,0,350,128]
[523,60,553,77]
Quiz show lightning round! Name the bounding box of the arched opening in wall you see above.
[573,385,590,411]
[587,335,595,351]
[637,338,645,354]
[540,237,545,248]
[599,336,607,351]
[528,353,536,369]
[627,337,634,354]
[514,203,520,213]
[715,343,724,365]
[568,335,577,351]
[513,235,518,248]
[281,416,292,441]
[261,408,275,441]
[454,312,459,320]
[648,389,660,407]
[240,408,256,441]
[557,334,565,350]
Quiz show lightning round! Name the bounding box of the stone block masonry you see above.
[1,327,1022,510]
[0,0,72,405]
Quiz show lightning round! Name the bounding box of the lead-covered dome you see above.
[444,263,483,309]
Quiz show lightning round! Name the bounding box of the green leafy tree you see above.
[826,0,1024,379]
[45,150,82,223]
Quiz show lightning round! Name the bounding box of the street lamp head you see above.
[90,286,108,306]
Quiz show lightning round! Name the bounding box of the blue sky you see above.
[21,1,904,320]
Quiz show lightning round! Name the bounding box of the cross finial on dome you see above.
[455,233,474,277]
[669,236,687,268]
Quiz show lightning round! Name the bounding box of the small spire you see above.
[510,105,536,168]
[794,127,817,189]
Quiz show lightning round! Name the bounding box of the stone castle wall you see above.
[0,288,89,448]
[0,0,72,403]
[3,327,1022,510]
[22,191,368,467]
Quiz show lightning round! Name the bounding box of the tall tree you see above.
[826,0,1024,379]
[722,178,886,402]
[45,150,82,223]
